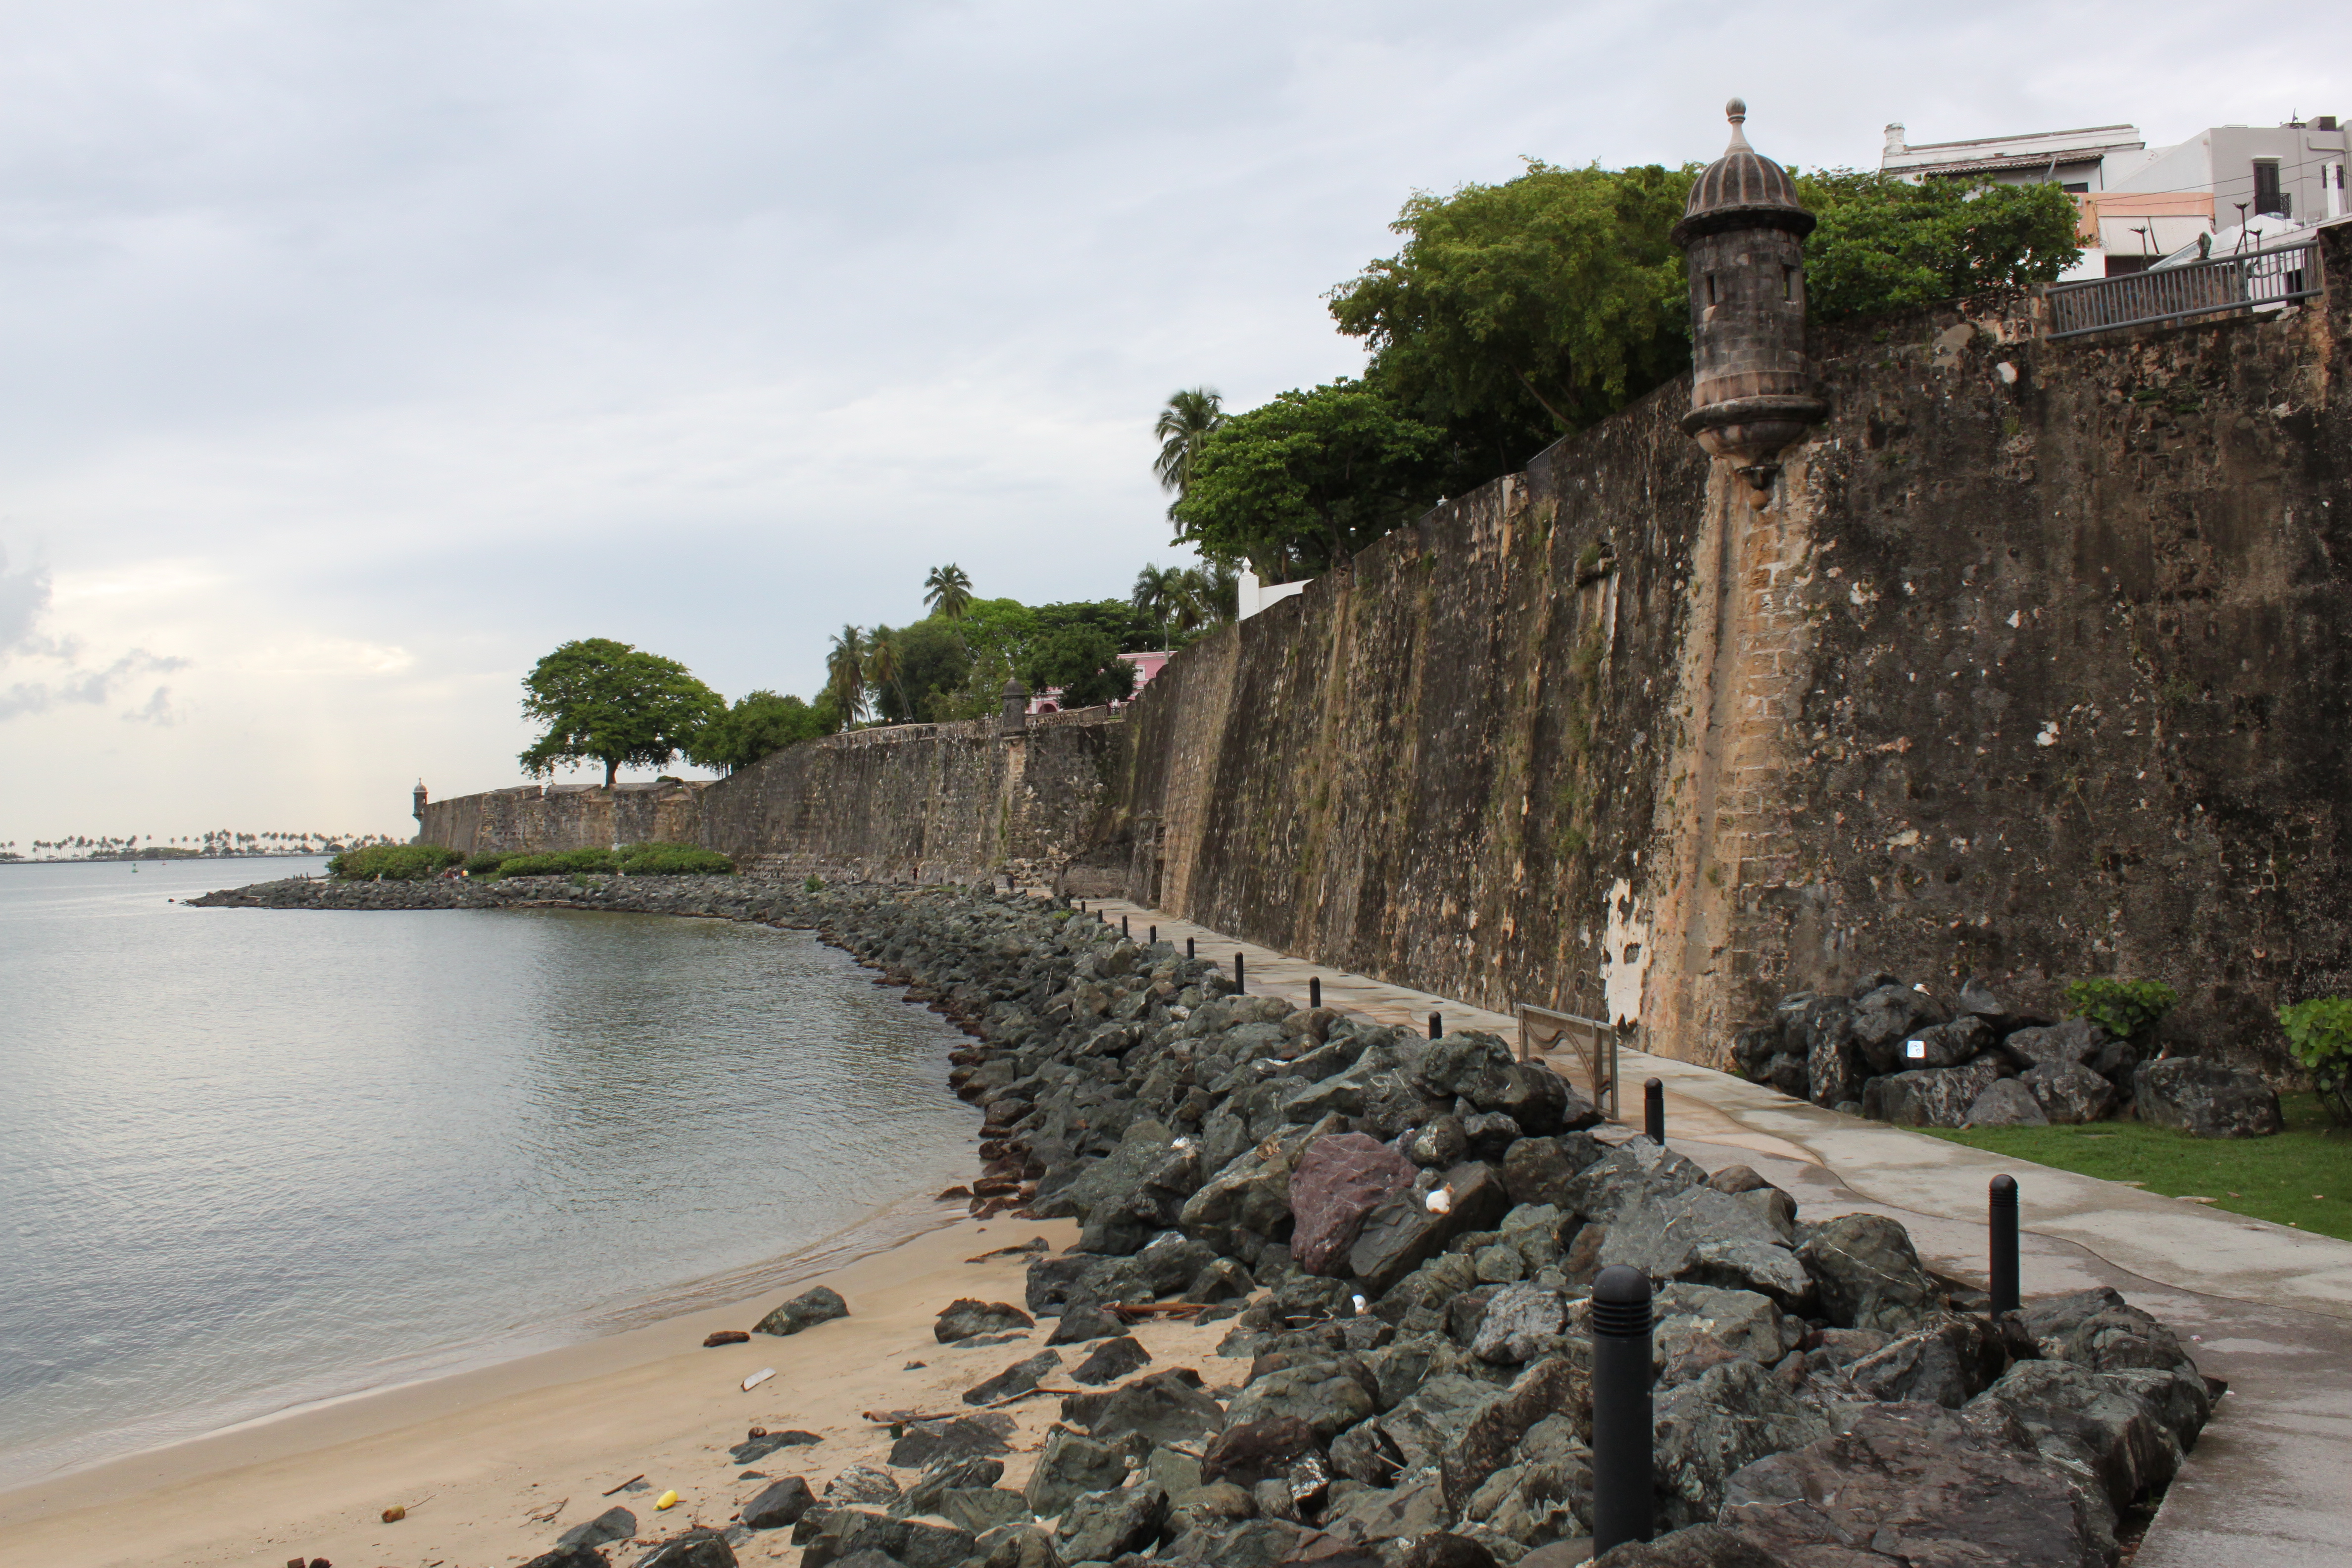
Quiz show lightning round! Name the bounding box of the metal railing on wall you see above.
[1517,1002,1619,1120]
[2046,239,2322,340]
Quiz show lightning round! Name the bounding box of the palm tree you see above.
[1131,564,1186,642]
[923,564,975,621]
[1153,388,1225,511]
[826,625,869,722]
[1182,561,1239,626]
[865,626,906,721]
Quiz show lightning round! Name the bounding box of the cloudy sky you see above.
[0,1,2337,844]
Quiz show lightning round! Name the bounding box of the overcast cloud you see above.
[0,0,2337,843]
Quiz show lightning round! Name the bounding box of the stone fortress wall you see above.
[417,223,2352,1071]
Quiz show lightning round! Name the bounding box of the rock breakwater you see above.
[196,876,2215,1567]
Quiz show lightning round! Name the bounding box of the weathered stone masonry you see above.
[417,226,2352,1072]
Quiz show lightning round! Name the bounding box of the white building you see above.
[1882,115,2348,280]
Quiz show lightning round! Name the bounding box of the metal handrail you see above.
[1517,1002,1619,1119]
[2047,240,2322,340]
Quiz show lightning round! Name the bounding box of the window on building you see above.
[2062,182,2090,194]
[2253,160,2287,217]
[2105,255,2155,277]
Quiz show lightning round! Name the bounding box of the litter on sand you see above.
[656,1489,681,1510]
[742,1367,777,1391]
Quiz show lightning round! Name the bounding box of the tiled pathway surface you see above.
[1085,896,2352,1568]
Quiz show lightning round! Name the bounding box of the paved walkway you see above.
[1084,895,2352,1568]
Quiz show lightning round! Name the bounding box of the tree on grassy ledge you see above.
[519,638,724,787]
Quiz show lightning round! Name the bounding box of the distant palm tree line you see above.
[5,829,397,860]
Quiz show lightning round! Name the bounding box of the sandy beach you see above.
[0,1213,1244,1568]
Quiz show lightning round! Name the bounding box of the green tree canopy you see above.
[1169,379,1444,582]
[688,689,836,773]
[1023,622,1136,710]
[1328,160,1695,486]
[1796,170,2083,320]
[519,638,724,786]
[870,618,978,723]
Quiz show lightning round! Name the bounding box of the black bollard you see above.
[1644,1078,1665,1144]
[1990,1175,2020,1316]
[1310,976,1322,1010]
[1149,925,1157,945]
[1122,915,1129,937]
[1234,951,1245,992]
[1589,1264,1655,1554]
[1187,936,1196,961]
[1429,1011,1442,1039]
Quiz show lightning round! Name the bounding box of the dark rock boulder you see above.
[1201,1416,1323,1487]
[1061,1367,1226,1446]
[822,1466,905,1509]
[887,1415,1012,1468]
[1135,1231,1221,1295]
[2134,1057,2285,1138]
[903,1456,1006,1516]
[554,1506,637,1548]
[1848,983,1949,1074]
[1469,1282,1567,1364]
[1023,1425,1144,1516]
[963,1350,1061,1406]
[2021,1061,2117,1125]
[1440,1357,1587,1512]
[1896,1016,1993,1070]
[1843,1317,2006,1408]
[1591,1522,1790,1567]
[1652,1358,1829,1528]
[1597,1186,1811,1309]
[1224,1353,1378,1439]
[1071,1335,1152,1385]
[1024,1252,1149,1316]
[1290,1133,1418,1275]
[1965,1077,2050,1127]
[1799,997,1862,1109]
[1347,1162,1510,1296]
[741,1478,817,1529]
[1719,1402,2113,1568]
[2002,1018,2108,1072]
[1055,1480,1169,1562]
[754,1285,850,1336]
[1044,1305,1126,1346]
[1498,1134,1607,1210]
[731,1429,822,1465]
[634,1528,739,1568]
[935,1300,1035,1343]
[1795,1214,1938,1334]
[520,1545,613,1568]
[799,1510,974,1568]
[1859,1058,2005,1128]
[1969,1359,2193,1515]
[2019,1287,2200,1377]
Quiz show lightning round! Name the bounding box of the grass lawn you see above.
[1924,1093,2352,1242]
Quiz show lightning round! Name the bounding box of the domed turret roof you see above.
[1672,99,1814,245]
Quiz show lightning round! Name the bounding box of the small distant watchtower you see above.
[999,677,1030,735]
[413,779,428,822]
[1671,99,1826,490]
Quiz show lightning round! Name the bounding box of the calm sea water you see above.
[0,859,978,1487]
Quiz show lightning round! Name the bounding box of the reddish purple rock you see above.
[1288,1132,1416,1275]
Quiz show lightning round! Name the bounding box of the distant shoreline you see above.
[0,851,339,866]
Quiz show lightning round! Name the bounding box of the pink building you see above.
[1027,650,1173,714]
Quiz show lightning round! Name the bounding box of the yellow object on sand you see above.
[656,1490,680,1511]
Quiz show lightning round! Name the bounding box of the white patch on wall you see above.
[2035,721,2060,747]
[1600,877,1650,1027]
